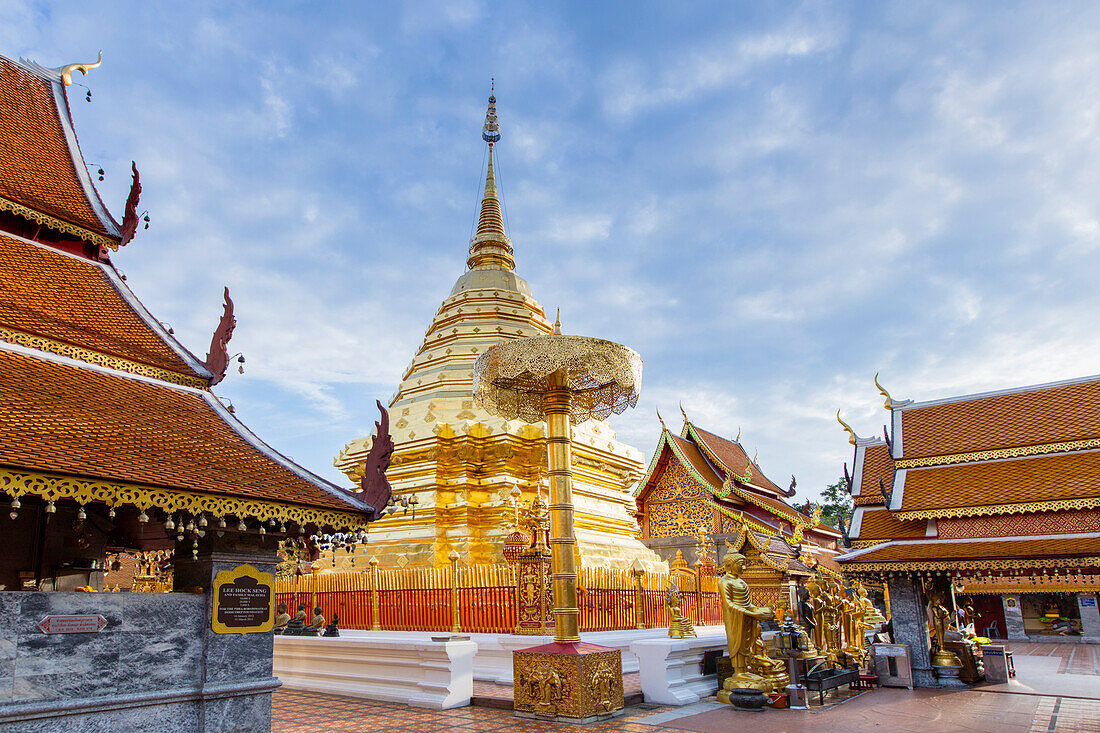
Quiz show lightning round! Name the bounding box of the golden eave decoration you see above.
[874,373,893,410]
[836,410,860,445]
[0,195,118,251]
[840,556,1100,573]
[0,467,370,531]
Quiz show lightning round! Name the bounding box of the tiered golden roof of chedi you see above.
[838,376,1100,579]
[0,52,372,535]
[336,93,665,570]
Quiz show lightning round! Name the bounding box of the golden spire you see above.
[60,51,102,86]
[552,308,562,335]
[467,80,515,272]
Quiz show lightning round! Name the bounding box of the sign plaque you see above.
[38,615,108,634]
[211,564,274,634]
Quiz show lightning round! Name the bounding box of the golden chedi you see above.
[335,92,664,572]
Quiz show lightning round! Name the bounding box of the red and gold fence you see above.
[274,564,721,634]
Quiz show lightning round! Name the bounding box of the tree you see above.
[813,477,853,531]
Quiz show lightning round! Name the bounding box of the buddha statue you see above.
[273,603,291,635]
[666,583,697,639]
[927,588,962,667]
[857,583,886,627]
[823,582,844,663]
[716,552,777,701]
[300,606,325,637]
[805,580,828,655]
[795,584,820,658]
[323,613,340,637]
[284,604,307,635]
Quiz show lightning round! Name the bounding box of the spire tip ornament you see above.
[482,80,500,145]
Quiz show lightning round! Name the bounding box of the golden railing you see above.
[273,564,722,634]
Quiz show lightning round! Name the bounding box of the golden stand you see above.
[474,318,641,721]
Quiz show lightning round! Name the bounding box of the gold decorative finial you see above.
[836,410,860,445]
[552,308,562,335]
[60,51,102,86]
[752,449,758,465]
[482,79,500,146]
[874,372,893,410]
[735,426,741,443]
[656,407,666,431]
[679,402,690,425]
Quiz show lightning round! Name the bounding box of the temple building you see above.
[635,411,844,608]
[335,93,665,572]
[0,52,373,729]
[837,375,1100,684]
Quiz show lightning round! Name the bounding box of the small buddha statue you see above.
[300,606,325,637]
[805,580,828,655]
[666,583,697,639]
[857,583,886,627]
[323,613,340,637]
[273,603,291,634]
[284,604,307,635]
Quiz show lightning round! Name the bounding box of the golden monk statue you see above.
[805,580,828,654]
[716,552,777,700]
[857,583,886,627]
[822,582,844,663]
[927,588,962,667]
[273,602,291,634]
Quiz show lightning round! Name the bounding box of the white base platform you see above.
[274,633,476,709]
[629,629,728,705]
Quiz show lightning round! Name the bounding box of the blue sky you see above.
[6,2,1100,501]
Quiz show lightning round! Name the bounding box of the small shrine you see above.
[0,51,374,730]
[837,374,1100,687]
[635,409,845,611]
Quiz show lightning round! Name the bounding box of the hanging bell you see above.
[76,506,86,522]
[165,516,176,531]
[238,520,247,532]
[218,516,227,528]
[107,506,116,519]
[45,501,56,514]
[138,510,149,523]
[259,525,266,535]
[198,514,208,528]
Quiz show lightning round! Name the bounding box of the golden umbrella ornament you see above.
[473,317,641,719]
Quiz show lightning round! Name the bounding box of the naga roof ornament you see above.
[59,50,102,86]
[204,287,236,386]
[836,410,861,445]
[874,372,893,410]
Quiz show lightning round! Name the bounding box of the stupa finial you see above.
[467,82,514,271]
[482,79,500,146]
[553,308,562,335]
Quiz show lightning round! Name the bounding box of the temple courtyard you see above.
[271,642,1100,733]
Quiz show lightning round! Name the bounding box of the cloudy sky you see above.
[6,2,1100,500]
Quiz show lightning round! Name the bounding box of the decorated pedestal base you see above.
[513,642,624,722]
[715,655,789,700]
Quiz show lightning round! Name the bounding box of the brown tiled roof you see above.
[900,449,1100,515]
[0,348,365,512]
[690,425,784,494]
[667,433,724,487]
[856,443,893,503]
[0,58,114,237]
[0,233,201,377]
[900,378,1100,459]
[855,506,927,542]
[840,535,1100,564]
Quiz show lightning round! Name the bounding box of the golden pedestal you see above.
[513,642,624,722]
[515,547,553,635]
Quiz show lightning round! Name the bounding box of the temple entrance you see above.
[967,595,1007,639]
[1021,593,1083,636]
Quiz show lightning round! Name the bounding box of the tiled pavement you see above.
[272,687,1100,732]
[1007,640,1100,675]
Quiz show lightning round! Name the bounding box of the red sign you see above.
[38,615,108,634]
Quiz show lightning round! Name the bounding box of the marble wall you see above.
[885,577,936,688]
[0,545,280,732]
[1001,595,1027,640]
